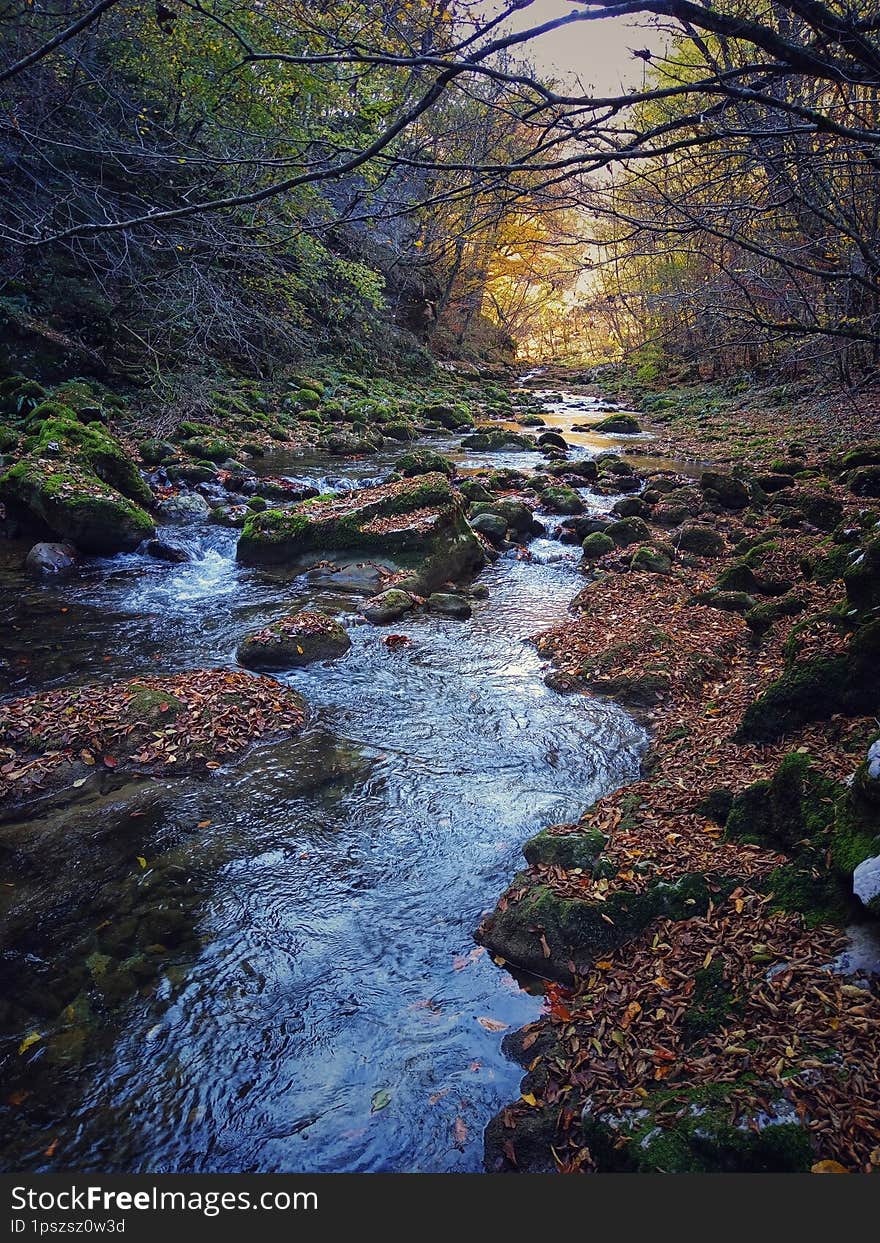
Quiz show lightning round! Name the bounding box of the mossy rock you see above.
[522,827,607,871]
[470,499,533,534]
[676,524,725,556]
[579,1091,812,1173]
[27,407,152,507]
[582,531,615,560]
[737,619,880,741]
[459,479,495,504]
[840,442,880,470]
[843,536,880,611]
[848,465,880,497]
[607,515,650,547]
[745,593,807,636]
[460,429,533,451]
[631,544,671,574]
[237,611,351,670]
[0,460,154,554]
[236,472,484,593]
[596,453,634,477]
[700,470,750,509]
[395,449,454,478]
[593,413,641,434]
[715,560,792,598]
[693,590,756,613]
[139,439,177,467]
[538,485,583,515]
[796,492,843,532]
[477,871,718,983]
[0,424,19,454]
[294,387,321,408]
[180,436,232,463]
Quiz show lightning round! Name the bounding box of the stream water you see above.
[0,391,651,1173]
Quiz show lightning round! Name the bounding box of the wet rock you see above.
[394,449,454,478]
[156,492,210,521]
[536,431,569,451]
[593,413,641,434]
[144,538,189,563]
[469,499,534,534]
[237,610,351,670]
[460,429,532,451]
[305,562,389,595]
[538,485,583,515]
[458,479,495,504]
[237,473,484,595]
[596,453,634,477]
[361,589,415,624]
[755,473,795,494]
[425,592,472,619]
[611,496,649,519]
[25,541,78,576]
[653,503,691,527]
[469,511,508,544]
[139,439,177,467]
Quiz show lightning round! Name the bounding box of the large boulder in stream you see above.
[236,610,351,670]
[236,473,485,594]
[0,403,155,553]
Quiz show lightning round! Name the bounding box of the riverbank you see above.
[480,377,880,1173]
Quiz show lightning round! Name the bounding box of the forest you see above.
[0,0,879,1186]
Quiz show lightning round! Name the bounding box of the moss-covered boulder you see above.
[848,465,880,497]
[236,610,351,670]
[394,448,454,478]
[236,472,484,593]
[593,413,641,434]
[477,870,714,984]
[27,405,151,506]
[460,428,533,451]
[361,589,416,624]
[0,460,154,553]
[737,619,880,741]
[631,544,672,574]
[745,593,807,636]
[843,536,880,611]
[582,531,615,560]
[469,498,534,534]
[676,524,725,556]
[607,515,650,547]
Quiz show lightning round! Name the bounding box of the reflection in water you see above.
[0,392,648,1173]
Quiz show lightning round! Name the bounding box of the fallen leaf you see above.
[370,1088,392,1113]
[477,1016,508,1032]
[18,1032,41,1055]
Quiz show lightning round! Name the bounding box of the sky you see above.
[478,1,669,95]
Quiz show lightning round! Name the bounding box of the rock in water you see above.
[237,610,351,670]
[853,856,880,915]
[361,589,415,624]
[237,473,484,595]
[426,592,472,619]
[25,541,78,576]
[144,538,189,563]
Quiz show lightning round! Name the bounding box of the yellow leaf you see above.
[811,1160,848,1174]
[136,856,148,869]
[296,645,304,654]
[520,1092,538,1107]
[18,1032,41,1055]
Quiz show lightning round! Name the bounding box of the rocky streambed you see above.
[0,385,651,1172]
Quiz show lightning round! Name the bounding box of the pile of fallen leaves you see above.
[244,609,343,646]
[0,668,307,807]
[500,888,880,1172]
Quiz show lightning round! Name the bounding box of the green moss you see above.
[843,536,880,611]
[582,531,615,560]
[522,828,607,871]
[745,594,807,637]
[395,449,454,478]
[478,870,719,983]
[631,544,671,573]
[29,409,152,506]
[765,863,850,927]
[737,620,880,741]
[682,961,738,1043]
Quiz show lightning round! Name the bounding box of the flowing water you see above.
[0,391,650,1173]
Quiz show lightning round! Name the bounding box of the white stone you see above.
[853,855,880,907]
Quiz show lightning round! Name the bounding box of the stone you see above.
[469,511,508,543]
[144,538,189,563]
[426,592,472,619]
[700,470,750,510]
[156,492,210,520]
[536,431,569,451]
[582,531,615,560]
[25,541,78,576]
[853,856,880,914]
[361,589,415,624]
[631,545,671,574]
[676,524,725,556]
[607,516,650,547]
[592,413,641,434]
[237,473,485,595]
[237,610,351,670]
[611,497,649,519]
[304,562,388,594]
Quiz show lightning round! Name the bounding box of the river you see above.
[0,389,652,1172]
